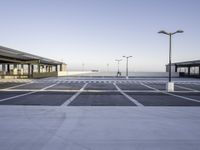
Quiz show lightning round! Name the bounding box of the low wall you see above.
[0,75,28,79]
[0,71,67,79]
[57,71,67,76]
[33,72,57,78]
[66,71,92,76]
[66,71,180,77]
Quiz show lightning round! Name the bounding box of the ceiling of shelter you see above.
[0,45,63,65]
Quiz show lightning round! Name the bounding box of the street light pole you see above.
[115,59,122,77]
[169,34,172,82]
[107,63,109,72]
[82,63,85,72]
[123,56,132,79]
[158,30,183,91]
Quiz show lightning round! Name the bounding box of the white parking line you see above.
[175,85,199,92]
[1,88,197,93]
[141,82,200,103]
[166,92,200,103]
[40,83,58,90]
[140,82,159,91]
[0,83,59,102]
[113,83,144,106]
[0,91,38,102]
[3,82,33,90]
[61,83,88,106]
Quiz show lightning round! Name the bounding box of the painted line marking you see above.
[61,83,88,106]
[140,82,159,91]
[1,89,199,93]
[166,92,200,103]
[141,82,200,103]
[175,84,198,92]
[0,91,39,102]
[113,83,144,106]
[2,82,33,90]
[0,83,59,102]
[40,83,58,91]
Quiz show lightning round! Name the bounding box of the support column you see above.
[31,65,34,74]
[45,66,47,72]
[188,66,191,76]
[55,65,58,72]
[21,64,24,75]
[28,64,31,77]
[38,64,40,73]
[48,65,51,72]
[7,64,10,75]
[14,64,17,68]
[60,64,62,71]
[175,65,178,72]
[199,66,200,77]
[2,64,6,75]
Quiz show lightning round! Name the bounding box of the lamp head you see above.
[176,30,184,33]
[158,30,169,35]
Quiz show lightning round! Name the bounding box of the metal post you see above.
[107,64,109,72]
[123,56,132,79]
[169,34,172,82]
[115,59,122,77]
[117,61,119,73]
[126,57,128,78]
[82,63,84,72]
[158,30,183,92]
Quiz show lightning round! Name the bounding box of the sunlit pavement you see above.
[0,77,200,150]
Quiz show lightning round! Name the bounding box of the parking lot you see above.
[1,77,200,106]
[1,77,200,150]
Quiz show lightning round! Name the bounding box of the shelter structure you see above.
[166,60,200,78]
[0,45,67,79]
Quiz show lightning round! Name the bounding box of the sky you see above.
[0,0,200,72]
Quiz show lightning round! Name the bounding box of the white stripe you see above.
[166,92,200,103]
[61,83,88,106]
[40,83,58,91]
[175,85,198,92]
[1,88,197,93]
[3,82,33,90]
[113,83,143,106]
[140,82,159,91]
[0,83,58,102]
[0,91,38,102]
[141,82,200,103]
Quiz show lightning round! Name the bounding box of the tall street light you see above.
[115,59,122,77]
[82,63,85,72]
[158,30,184,92]
[107,63,109,72]
[123,56,132,79]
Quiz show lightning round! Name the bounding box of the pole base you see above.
[166,82,174,92]
[126,76,129,79]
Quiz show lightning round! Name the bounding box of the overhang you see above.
[0,45,63,65]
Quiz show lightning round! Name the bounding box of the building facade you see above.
[0,45,67,79]
[166,60,200,78]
